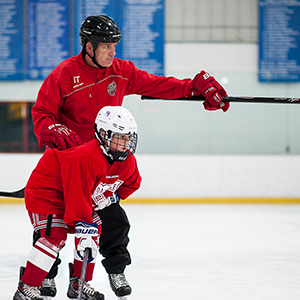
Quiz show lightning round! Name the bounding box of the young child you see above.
[13,106,142,300]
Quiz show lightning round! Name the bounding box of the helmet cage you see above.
[94,106,138,162]
[96,128,138,162]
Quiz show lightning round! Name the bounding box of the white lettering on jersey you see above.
[73,76,84,89]
[92,180,123,206]
[74,76,80,83]
[203,72,210,80]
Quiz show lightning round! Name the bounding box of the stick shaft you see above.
[1,95,299,198]
[141,95,300,104]
[77,249,89,300]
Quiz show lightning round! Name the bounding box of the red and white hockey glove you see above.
[40,124,83,150]
[75,221,99,264]
[191,70,230,112]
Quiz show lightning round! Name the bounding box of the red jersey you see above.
[32,52,193,147]
[25,139,141,227]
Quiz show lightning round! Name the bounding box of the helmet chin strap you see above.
[85,48,106,69]
[100,143,127,163]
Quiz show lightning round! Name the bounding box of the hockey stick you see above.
[141,95,300,104]
[77,249,89,300]
[0,95,297,198]
[0,187,25,198]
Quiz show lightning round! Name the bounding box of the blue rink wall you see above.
[1,153,300,204]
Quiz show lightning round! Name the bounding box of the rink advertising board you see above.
[0,0,164,80]
[259,0,300,82]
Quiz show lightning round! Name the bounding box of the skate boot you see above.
[108,273,132,297]
[13,266,43,300]
[67,263,104,300]
[40,278,57,297]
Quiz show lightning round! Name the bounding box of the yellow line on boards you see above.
[0,197,25,204]
[1,197,300,205]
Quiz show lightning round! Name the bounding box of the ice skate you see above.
[13,282,44,300]
[67,263,104,300]
[13,266,43,300]
[108,273,131,298]
[40,278,57,297]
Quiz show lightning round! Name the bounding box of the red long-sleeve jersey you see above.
[32,52,193,147]
[25,139,141,227]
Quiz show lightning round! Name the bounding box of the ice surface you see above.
[1,203,300,300]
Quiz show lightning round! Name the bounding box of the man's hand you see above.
[191,70,230,112]
[40,124,83,150]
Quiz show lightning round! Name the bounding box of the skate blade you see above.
[118,297,128,300]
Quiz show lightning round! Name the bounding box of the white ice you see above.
[1,203,300,300]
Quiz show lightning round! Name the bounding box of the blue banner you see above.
[73,0,164,75]
[0,0,24,80]
[27,0,70,80]
[119,0,164,75]
[259,0,300,82]
[0,0,164,80]
[73,0,117,56]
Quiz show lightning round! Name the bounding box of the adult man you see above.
[14,106,141,300]
[31,15,229,298]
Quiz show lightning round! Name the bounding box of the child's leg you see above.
[21,226,67,287]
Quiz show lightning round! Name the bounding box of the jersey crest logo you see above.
[107,81,117,96]
[91,179,123,206]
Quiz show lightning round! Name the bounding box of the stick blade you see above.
[0,187,25,198]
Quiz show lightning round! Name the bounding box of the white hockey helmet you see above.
[94,106,138,161]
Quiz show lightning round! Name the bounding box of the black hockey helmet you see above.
[80,15,121,50]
